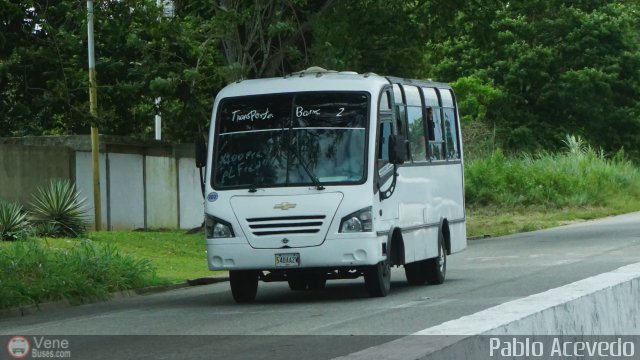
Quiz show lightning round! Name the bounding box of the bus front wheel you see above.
[230,270,259,303]
[365,260,391,297]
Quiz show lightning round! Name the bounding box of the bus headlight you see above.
[339,207,373,233]
[205,214,235,238]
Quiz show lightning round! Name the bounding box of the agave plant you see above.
[29,179,89,238]
[0,201,30,241]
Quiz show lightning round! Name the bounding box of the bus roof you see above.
[216,68,452,99]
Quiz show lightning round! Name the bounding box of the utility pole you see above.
[154,0,174,140]
[87,0,102,231]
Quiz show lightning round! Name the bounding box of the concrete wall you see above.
[145,156,178,229]
[414,262,640,337]
[0,144,74,205]
[1,136,204,230]
[336,262,640,360]
[107,153,145,230]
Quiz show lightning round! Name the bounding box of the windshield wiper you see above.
[290,143,325,191]
[248,175,261,193]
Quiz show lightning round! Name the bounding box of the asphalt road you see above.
[2,212,640,359]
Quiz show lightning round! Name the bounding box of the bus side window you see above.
[377,121,393,174]
[407,106,426,161]
[426,107,435,141]
[378,88,396,175]
[430,108,445,161]
[441,89,460,160]
[421,88,445,161]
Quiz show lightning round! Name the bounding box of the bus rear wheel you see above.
[404,261,427,285]
[425,230,446,285]
[230,270,259,303]
[365,260,391,297]
[307,276,327,290]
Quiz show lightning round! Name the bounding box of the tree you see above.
[427,0,640,157]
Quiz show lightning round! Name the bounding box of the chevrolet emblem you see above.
[274,202,297,210]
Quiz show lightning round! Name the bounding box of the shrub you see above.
[29,179,88,237]
[0,201,31,241]
[465,135,640,208]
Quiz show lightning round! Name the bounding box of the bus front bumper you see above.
[206,235,385,271]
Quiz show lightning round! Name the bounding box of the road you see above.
[2,212,640,359]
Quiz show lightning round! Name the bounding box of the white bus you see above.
[200,68,466,302]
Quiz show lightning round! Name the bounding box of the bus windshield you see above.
[213,92,369,189]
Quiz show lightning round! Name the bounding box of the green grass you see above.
[466,205,637,238]
[0,239,158,309]
[464,136,640,237]
[0,229,219,310]
[85,230,214,284]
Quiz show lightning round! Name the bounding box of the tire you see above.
[425,229,446,285]
[404,261,427,285]
[307,276,327,290]
[288,278,307,291]
[365,260,391,297]
[230,270,259,303]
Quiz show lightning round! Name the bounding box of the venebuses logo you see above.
[6,336,30,359]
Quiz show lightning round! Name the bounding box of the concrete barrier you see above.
[336,262,640,360]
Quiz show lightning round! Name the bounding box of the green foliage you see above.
[310,1,433,77]
[0,0,226,142]
[465,136,640,208]
[452,75,504,159]
[427,1,640,158]
[2,0,640,160]
[451,75,503,124]
[0,239,156,309]
[29,179,88,238]
[0,201,31,241]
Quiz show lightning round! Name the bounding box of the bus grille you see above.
[246,215,326,236]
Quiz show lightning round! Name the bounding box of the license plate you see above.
[275,253,300,268]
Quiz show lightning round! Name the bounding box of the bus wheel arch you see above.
[441,218,451,255]
[387,227,405,266]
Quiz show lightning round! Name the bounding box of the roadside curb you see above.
[0,275,229,320]
[468,234,491,241]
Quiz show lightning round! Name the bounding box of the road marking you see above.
[389,298,456,309]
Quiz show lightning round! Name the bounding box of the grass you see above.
[465,135,640,237]
[466,205,637,238]
[0,239,158,309]
[0,229,219,310]
[85,230,214,284]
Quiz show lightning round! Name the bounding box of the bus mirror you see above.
[195,138,207,168]
[389,134,407,164]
